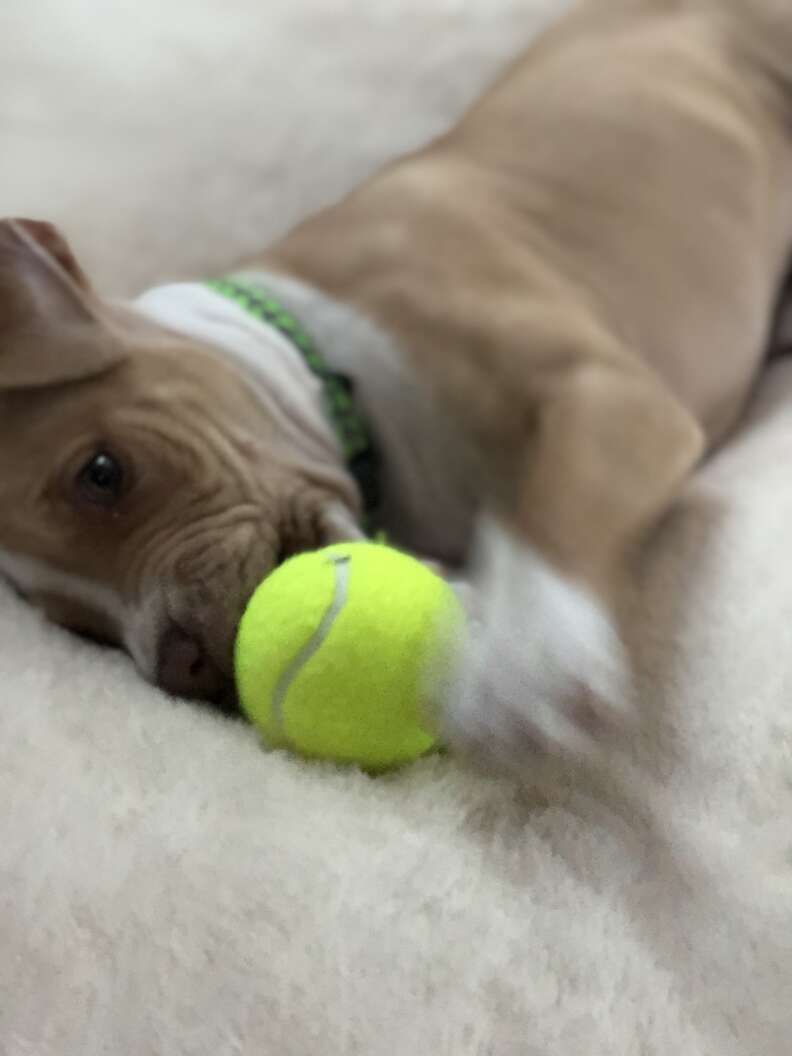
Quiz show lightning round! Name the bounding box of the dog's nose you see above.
[156,624,228,702]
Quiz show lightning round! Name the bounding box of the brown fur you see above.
[0,222,357,701]
[262,0,792,588]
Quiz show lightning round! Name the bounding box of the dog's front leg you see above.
[443,359,705,779]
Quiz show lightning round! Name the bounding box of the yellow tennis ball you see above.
[234,542,465,771]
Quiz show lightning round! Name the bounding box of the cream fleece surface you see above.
[2,1,792,1053]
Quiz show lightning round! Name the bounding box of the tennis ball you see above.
[234,542,464,771]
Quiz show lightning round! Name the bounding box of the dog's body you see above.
[2,0,792,771]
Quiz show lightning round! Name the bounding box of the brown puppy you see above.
[2,0,792,772]
[0,222,361,706]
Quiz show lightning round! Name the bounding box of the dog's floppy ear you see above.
[0,218,126,390]
[11,219,93,292]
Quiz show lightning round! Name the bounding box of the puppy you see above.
[0,222,366,707]
[2,0,792,775]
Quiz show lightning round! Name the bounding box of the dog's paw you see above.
[443,518,634,779]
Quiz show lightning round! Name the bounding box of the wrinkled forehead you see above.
[0,371,114,432]
[0,334,255,431]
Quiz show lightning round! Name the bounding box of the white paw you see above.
[443,518,633,778]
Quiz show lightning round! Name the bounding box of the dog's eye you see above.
[76,451,125,507]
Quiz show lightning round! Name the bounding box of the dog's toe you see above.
[442,517,634,779]
[445,647,625,779]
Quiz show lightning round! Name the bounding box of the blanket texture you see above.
[2,1,792,1053]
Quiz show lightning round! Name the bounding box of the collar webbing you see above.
[206,277,381,525]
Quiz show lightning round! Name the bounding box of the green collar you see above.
[206,277,381,528]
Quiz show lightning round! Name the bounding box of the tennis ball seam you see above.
[271,554,351,741]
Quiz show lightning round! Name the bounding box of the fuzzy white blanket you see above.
[2,1,792,1053]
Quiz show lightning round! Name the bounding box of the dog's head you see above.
[0,219,362,707]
